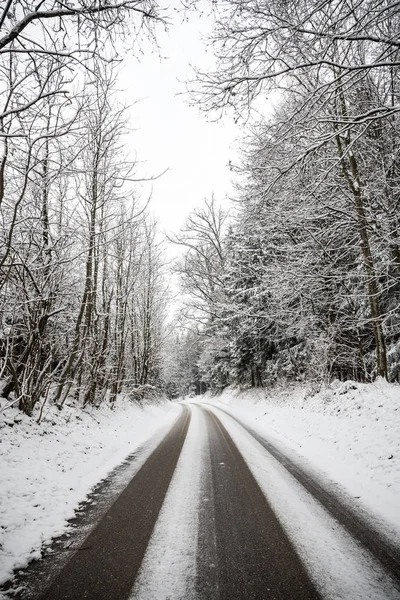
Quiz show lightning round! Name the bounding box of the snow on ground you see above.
[205,378,400,546]
[211,405,400,600]
[0,396,179,586]
[131,405,208,600]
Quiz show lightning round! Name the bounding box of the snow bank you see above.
[0,396,179,585]
[205,378,400,544]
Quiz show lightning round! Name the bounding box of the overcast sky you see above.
[119,2,241,237]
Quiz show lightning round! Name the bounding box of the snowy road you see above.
[5,404,400,600]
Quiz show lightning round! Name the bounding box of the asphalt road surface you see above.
[3,404,400,600]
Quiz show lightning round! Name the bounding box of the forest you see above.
[166,0,400,395]
[0,1,168,416]
[1,0,399,414]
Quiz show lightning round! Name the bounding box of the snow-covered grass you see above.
[205,378,400,545]
[0,396,179,586]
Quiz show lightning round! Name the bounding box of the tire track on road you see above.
[35,406,190,600]
[206,403,400,587]
[200,408,321,600]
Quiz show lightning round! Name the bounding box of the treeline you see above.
[167,0,400,394]
[0,2,168,415]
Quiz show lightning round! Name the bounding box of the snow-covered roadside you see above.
[210,405,400,600]
[0,397,179,586]
[204,379,400,544]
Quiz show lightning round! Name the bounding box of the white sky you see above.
[119,2,241,237]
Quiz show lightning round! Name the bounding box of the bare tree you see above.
[193,0,400,126]
[170,196,229,325]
